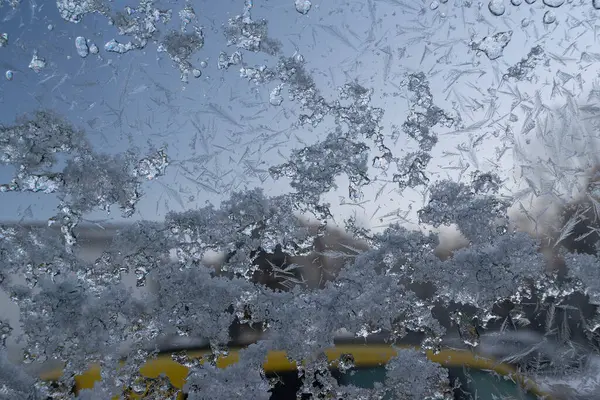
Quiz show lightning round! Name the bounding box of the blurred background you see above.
[2,0,600,374]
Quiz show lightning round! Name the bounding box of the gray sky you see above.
[1,0,599,233]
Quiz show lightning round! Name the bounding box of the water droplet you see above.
[75,36,89,58]
[543,10,556,23]
[5,70,13,80]
[525,0,536,3]
[488,0,506,16]
[199,60,208,68]
[88,43,99,54]
[594,0,600,8]
[192,68,202,78]
[431,0,440,9]
[521,18,531,27]
[47,24,53,30]
[511,0,522,4]
[542,0,564,6]
[294,0,311,14]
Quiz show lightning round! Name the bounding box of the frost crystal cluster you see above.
[3,0,600,399]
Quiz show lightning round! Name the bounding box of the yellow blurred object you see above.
[40,343,553,399]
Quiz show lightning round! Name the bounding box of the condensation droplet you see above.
[431,0,440,9]
[199,60,208,68]
[294,0,311,14]
[521,18,531,27]
[488,0,506,16]
[525,0,536,3]
[543,10,556,24]
[511,0,522,4]
[594,0,600,8]
[192,68,202,78]
[542,0,564,6]
[5,70,13,80]
[47,24,53,30]
[75,36,89,57]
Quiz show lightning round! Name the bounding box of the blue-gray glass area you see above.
[2,0,600,399]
